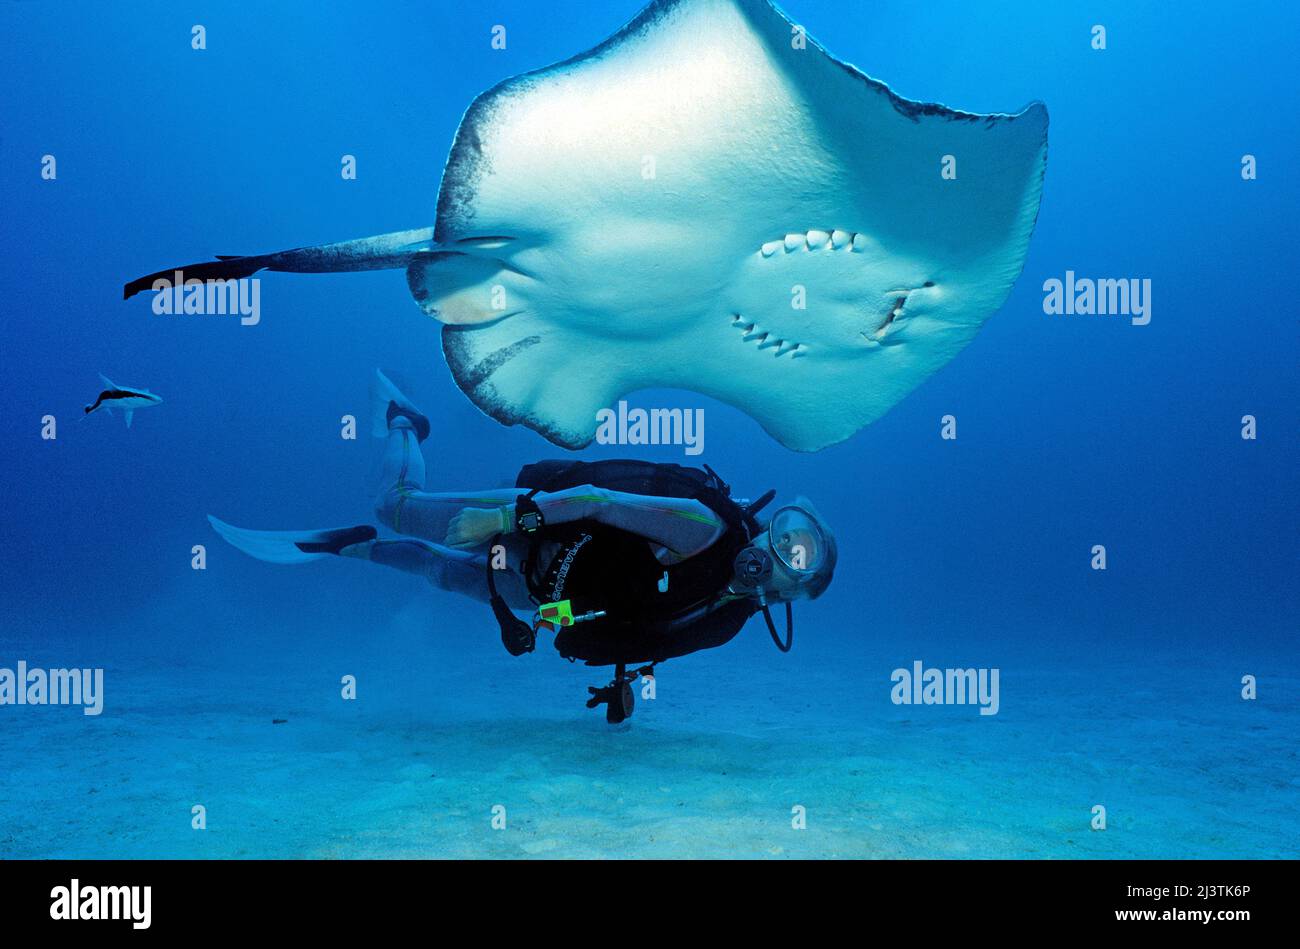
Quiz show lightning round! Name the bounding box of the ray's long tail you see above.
[122,227,436,299]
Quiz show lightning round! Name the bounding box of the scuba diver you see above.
[210,372,836,722]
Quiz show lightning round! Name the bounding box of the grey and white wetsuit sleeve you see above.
[522,485,725,559]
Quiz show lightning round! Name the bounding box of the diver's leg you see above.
[374,413,428,527]
[371,370,449,537]
[207,511,532,608]
[377,412,428,493]
[347,537,532,608]
[375,485,520,545]
[371,377,518,541]
[372,369,431,495]
[370,371,521,543]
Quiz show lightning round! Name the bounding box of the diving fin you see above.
[207,516,376,564]
[370,369,430,441]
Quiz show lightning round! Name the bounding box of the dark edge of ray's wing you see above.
[758,0,1048,127]
[441,327,592,450]
[435,0,1046,242]
[434,0,691,240]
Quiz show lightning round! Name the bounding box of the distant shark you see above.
[84,374,162,428]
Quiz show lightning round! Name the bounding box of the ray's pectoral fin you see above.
[409,252,623,448]
[418,0,1048,453]
[440,317,625,450]
[123,228,435,299]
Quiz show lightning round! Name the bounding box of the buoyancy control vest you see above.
[489,459,767,665]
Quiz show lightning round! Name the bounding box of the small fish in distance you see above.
[83,374,163,429]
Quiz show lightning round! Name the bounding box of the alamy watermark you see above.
[596,400,704,456]
[0,661,104,715]
[891,660,999,716]
[50,879,150,929]
[149,271,260,326]
[1042,271,1151,325]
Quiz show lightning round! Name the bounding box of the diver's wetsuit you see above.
[357,415,727,610]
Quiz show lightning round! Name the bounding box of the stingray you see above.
[124,0,1047,452]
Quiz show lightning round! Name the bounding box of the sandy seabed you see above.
[2,623,1296,860]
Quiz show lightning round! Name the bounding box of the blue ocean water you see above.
[1,0,1296,858]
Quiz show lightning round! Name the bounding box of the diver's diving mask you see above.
[766,506,830,580]
[735,506,830,598]
[730,503,836,652]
